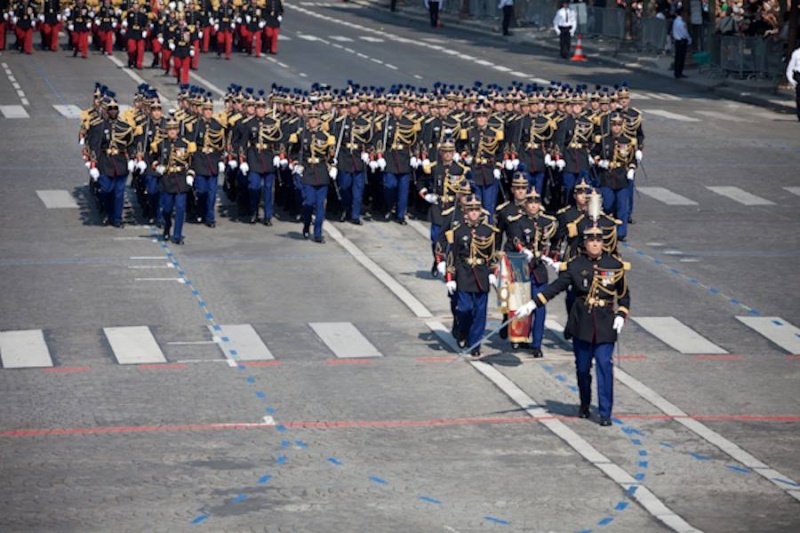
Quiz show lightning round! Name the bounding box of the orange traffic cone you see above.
[571,35,587,62]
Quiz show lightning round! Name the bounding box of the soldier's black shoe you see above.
[349,218,362,225]
[396,218,407,225]
[249,214,258,224]
[531,347,543,358]
[618,236,627,242]
[302,226,310,240]
[73,48,78,57]
[263,218,272,226]
[313,236,325,244]
[457,337,467,349]
[112,221,123,228]
[431,260,439,278]
[172,237,185,245]
[470,348,481,358]
[205,221,216,228]
[599,418,612,427]
[628,216,635,224]
[578,405,590,419]
[162,231,170,241]
[383,211,392,221]
[339,211,347,222]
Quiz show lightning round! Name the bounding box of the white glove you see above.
[240,162,250,174]
[626,168,635,181]
[89,167,100,181]
[84,160,91,169]
[68,23,74,31]
[111,21,117,29]
[136,160,147,172]
[231,22,236,30]
[156,164,166,175]
[214,24,219,32]
[258,21,265,29]
[198,30,203,38]
[168,41,176,51]
[359,152,370,164]
[186,175,194,187]
[541,256,554,267]
[142,30,147,38]
[549,260,562,273]
[598,159,610,170]
[217,161,226,174]
[488,273,498,288]
[410,156,419,169]
[157,36,163,44]
[38,14,44,22]
[422,157,431,168]
[588,154,595,166]
[228,159,238,169]
[331,157,338,166]
[272,155,281,167]
[236,16,242,24]
[521,248,534,262]
[424,193,438,204]
[515,300,537,319]
[122,19,128,27]
[511,158,519,169]
[377,157,386,170]
[635,149,643,163]
[329,167,338,179]
[503,158,514,171]
[280,157,288,168]
[446,281,457,295]
[190,49,195,57]
[436,261,446,277]
[277,15,282,22]
[79,137,85,146]
[556,159,566,171]
[168,1,176,10]
[544,153,554,168]
[464,155,473,166]
[613,316,625,334]
[443,127,452,136]
[245,14,251,23]
[452,152,460,162]
[294,164,304,176]
[57,14,62,21]
[368,160,378,171]
[127,160,135,173]
[492,168,502,179]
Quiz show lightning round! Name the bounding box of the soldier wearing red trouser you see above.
[170,20,194,85]
[262,0,282,55]
[124,2,148,69]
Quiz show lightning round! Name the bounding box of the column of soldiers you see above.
[1,0,284,64]
[78,78,637,425]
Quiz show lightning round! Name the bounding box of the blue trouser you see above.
[628,178,636,217]
[563,170,590,204]
[143,175,162,224]
[98,174,127,224]
[430,223,441,258]
[573,338,614,419]
[383,172,410,220]
[160,192,187,240]
[236,170,249,214]
[194,174,218,223]
[301,183,328,239]
[456,291,488,349]
[339,170,365,221]
[530,276,547,349]
[600,186,632,239]
[524,171,545,196]
[248,171,275,220]
[474,181,499,223]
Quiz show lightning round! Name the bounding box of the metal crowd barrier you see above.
[718,35,783,79]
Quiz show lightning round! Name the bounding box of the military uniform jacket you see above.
[554,207,619,261]
[420,116,443,160]
[377,114,419,175]
[215,4,235,30]
[87,117,135,177]
[239,115,282,173]
[137,116,166,177]
[508,213,558,284]
[291,126,334,186]
[445,220,499,293]
[537,252,630,344]
[13,3,35,29]
[190,117,226,176]
[595,133,636,191]
[620,106,645,150]
[41,0,61,24]
[420,160,467,226]
[556,113,593,174]
[516,114,556,174]
[95,5,116,31]
[155,137,195,194]
[331,115,372,174]
[495,200,525,253]
[263,0,283,28]
[125,10,148,39]
[465,125,503,186]
[171,26,195,58]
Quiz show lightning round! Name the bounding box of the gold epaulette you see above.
[622,261,631,271]
[441,206,456,217]
[540,213,556,222]
[187,141,197,153]
[556,206,570,215]
[507,213,523,223]
[496,201,510,212]
[559,261,568,272]
[567,221,578,238]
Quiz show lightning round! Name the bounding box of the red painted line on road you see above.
[282,416,546,429]
[41,366,92,373]
[241,361,282,367]
[692,355,743,360]
[617,355,647,361]
[415,356,458,362]
[325,358,373,365]
[786,355,800,360]
[137,363,188,370]
[0,422,273,437]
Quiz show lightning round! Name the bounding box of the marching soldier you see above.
[169,16,195,85]
[214,0,236,59]
[39,0,62,52]
[189,95,227,227]
[69,0,92,59]
[507,188,558,358]
[516,226,630,426]
[330,96,373,225]
[12,0,36,54]
[616,85,644,224]
[375,96,420,225]
[123,1,148,69]
[86,94,136,227]
[153,116,196,244]
[95,0,117,56]
[290,108,336,243]
[184,1,204,69]
[444,194,499,357]
[133,95,167,225]
[495,172,529,251]
[463,104,504,221]
[556,93,593,205]
[594,113,636,242]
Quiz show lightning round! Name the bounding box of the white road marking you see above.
[631,317,727,354]
[696,110,748,122]
[127,264,176,269]
[370,58,383,64]
[2,62,28,106]
[36,190,78,208]
[493,65,512,72]
[510,71,529,77]
[385,64,398,70]
[784,187,800,197]
[297,34,321,41]
[53,104,83,119]
[278,34,291,40]
[413,74,423,80]
[359,36,384,42]
[104,54,148,85]
[643,109,700,122]
[0,105,29,118]
[736,317,800,354]
[0,330,53,368]
[208,324,275,362]
[328,35,354,42]
[706,186,774,206]
[104,326,167,365]
[310,322,381,358]
[637,186,698,206]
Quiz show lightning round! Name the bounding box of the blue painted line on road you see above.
[246,376,256,384]
[568,385,578,393]
[276,425,287,432]
[773,477,800,487]
[484,516,510,525]
[232,494,248,503]
[192,290,200,296]
[772,319,783,326]
[258,475,272,484]
[191,514,209,525]
[256,391,265,398]
[295,440,308,448]
[280,440,290,448]
[178,270,186,276]
[555,374,567,382]
[639,460,649,469]
[688,278,697,284]
[229,349,238,356]
[660,442,674,448]
[198,301,206,307]
[265,407,276,414]
[328,457,343,466]
[689,452,710,461]
[369,476,388,485]
[418,496,441,504]
[276,456,287,465]
[612,418,623,425]
[653,259,663,264]
[638,450,648,457]
[631,438,642,446]
[634,472,646,481]
[729,298,740,305]
[597,517,614,526]
[543,364,554,373]
[749,308,761,316]
[205,312,213,320]
[221,336,229,341]
[626,486,638,496]
[727,465,750,474]
[578,529,592,533]
[614,501,629,511]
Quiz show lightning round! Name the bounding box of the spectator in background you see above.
[786,42,800,121]
[553,0,577,58]
[424,0,442,28]
[499,0,514,36]
[672,6,691,78]
[716,7,738,34]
